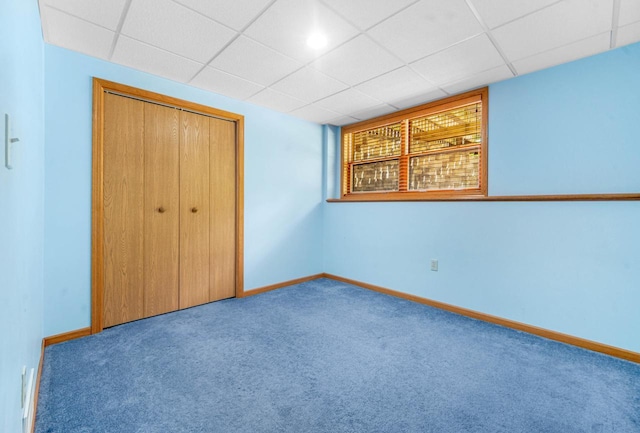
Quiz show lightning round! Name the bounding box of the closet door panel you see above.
[210,118,236,301]
[179,111,211,309]
[103,94,145,328]
[144,104,180,317]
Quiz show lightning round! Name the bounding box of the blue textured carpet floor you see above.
[36,278,640,432]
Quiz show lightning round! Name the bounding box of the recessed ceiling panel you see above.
[173,0,272,30]
[410,34,504,86]
[190,66,264,100]
[513,32,610,76]
[210,36,302,86]
[441,65,513,95]
[619,0,640,27]
[112,36,204,82]
[351,104,397,121]
[327,115,360,126]
[271,66,348,102]
[38,0,634,124]
[121,0,237,63]
[311,35,404,86]
[492,0,613,61]
[247,88,308,113]
[43,7,114,59]
[243,0,359,62]
[616,21,640,48]
[367,0,483,63]
[355,67,438,104]
[42,0,127,30]
[470,0,558,29]
[316,89,383,114]
[290,105,342,124]
[390,89,449,110]
[322,0,418,30]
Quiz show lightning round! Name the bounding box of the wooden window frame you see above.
[339,88,488,201]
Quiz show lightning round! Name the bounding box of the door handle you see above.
[191,207,198,213]
[158,206,166,213]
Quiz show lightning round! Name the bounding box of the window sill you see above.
[327,193,640,203]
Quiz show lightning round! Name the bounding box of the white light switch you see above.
[430,259,438,271]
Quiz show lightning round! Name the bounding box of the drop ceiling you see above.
[39,0,640,126]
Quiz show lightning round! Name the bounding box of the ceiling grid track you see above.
[464,0,517,78]
[38,0,640,125]
[186,0,279,83]
[107,0,134,61]
[610,0,622,49]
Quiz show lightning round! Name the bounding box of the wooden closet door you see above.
[210,118,236,301]
[143,104,180,317]
[179,111,211,309]
[103,93,145,328]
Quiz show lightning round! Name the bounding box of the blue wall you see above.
[0,0,45,430]
[33,26,640,355]
[324,44,640,352]
[43,46,324,336]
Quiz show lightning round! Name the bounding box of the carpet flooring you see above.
[36,278,640,432]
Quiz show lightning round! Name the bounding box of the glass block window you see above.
[352,160,399,192]
[341,88,487,200]
[408,102,482,192]
[344,123,402,194]
[409,151,479,191]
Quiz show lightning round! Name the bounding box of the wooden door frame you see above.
[91,78,245,334]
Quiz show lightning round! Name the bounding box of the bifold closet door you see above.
[143,104,180,317]
[101,90,237,328]
[210,117,236,301]
[103,93,145,328]
[179,111,211,309]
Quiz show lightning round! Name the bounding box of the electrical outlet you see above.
[430,259,438,271]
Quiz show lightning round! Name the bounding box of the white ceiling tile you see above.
[271,66,348,102]
[513,32,610,76]
[173,0,272,30]
[190,67,264,100]
[355,67,438,104]
[42,0,127,30]
[290,105,342,124]
[410,34,504,86]
[470,0,558,29]
[351,104,397,121]
[491,0,614,62]
[616,21,640,48]
[316,89,383,113]
[440,64,513,95]
[247,88,307,112]
[244,0,359,62]
[619,0,640,27]
[112,36,204,82]
[42,7,114,59]
[210,36,302,86]
[39,0,628,121]
[121,0,237,63]
[322,0,418,30]
[390,89,449,110]
[367,0,483,63]
[327,115,359,126]
[311,35,404,86]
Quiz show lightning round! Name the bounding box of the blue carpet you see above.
[36,278,640,432]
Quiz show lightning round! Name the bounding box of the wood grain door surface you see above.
[179,110,211,309]
[103,93,145,328]
[102,94,236,327]
[143,103,180,318]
